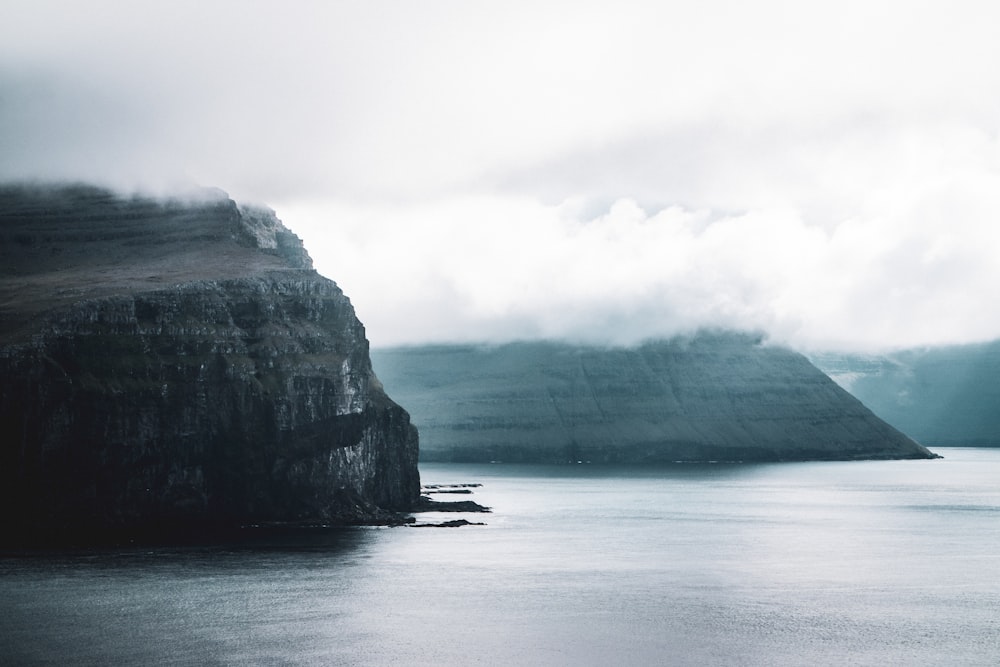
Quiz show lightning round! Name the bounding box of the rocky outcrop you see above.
[0,184,419,543]
[371,336,938,463]
[812,341,1000,446]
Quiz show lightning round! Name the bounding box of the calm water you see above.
[3,448,1000,666]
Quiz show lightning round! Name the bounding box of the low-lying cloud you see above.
[3,1,1000,351]
[278,191,1000,352]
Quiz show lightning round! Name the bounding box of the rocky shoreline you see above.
[407,482,490,528]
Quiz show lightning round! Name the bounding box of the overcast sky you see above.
[3,1,1000,351]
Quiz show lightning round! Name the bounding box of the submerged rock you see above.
[0,183,420,544]
[410,519,487,528]
[414,497,491,513]
[371,337,938,463]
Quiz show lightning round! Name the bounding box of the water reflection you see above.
[2,449,998,666]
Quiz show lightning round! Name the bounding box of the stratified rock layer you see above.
[0,184,419,542]
[371,337,937,463]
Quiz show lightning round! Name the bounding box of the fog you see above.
[3,1,1000,351]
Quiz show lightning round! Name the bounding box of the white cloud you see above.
[276,187,1000,351]
[3,1,1000,350]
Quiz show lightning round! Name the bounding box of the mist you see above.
[4,1,1000,352]
[278,194,1000,351]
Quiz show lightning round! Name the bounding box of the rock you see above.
[414,497,492,513]
[421,483,480,495]
[0,183,420,544]
[370,336,938,463]
[410,519,486,528]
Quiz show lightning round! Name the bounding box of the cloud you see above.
[3,1,1000,350]
[5,1,997,201]
[276,187,1000,352]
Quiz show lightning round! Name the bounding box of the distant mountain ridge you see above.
[371,334,937,463]
[811,341,1000,446]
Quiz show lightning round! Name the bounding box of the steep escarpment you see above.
[371,336,937,463]
[0,184,419,543]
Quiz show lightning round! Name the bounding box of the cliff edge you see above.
[0,184,420,543]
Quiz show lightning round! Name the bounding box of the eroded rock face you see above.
[0,184,419,542]
[371,336,938,463]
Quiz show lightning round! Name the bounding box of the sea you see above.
[2,447,999,666]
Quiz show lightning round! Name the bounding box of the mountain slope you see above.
[371,335,937,463]
[812,341,1000,446]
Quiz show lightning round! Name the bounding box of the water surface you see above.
[3,448,999,665]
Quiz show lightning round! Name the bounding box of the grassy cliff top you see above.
[0,183,311,344]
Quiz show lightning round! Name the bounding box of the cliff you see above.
[812,341,1000,446]
[0,184,420,543]
[370,336,937,463]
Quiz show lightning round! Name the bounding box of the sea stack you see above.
[0,184,420,543]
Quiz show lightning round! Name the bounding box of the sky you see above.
[2,1,1000,351]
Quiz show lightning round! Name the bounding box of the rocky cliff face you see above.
[371,336,937,463]
[0,184,419,543]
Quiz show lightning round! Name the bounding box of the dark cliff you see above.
[812,341,1000,446]
[0,184,420,543]
[371,336,937,463]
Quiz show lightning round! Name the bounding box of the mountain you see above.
[370,335,937,463]
[811,341,1000,446]
[0,183,419,544]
